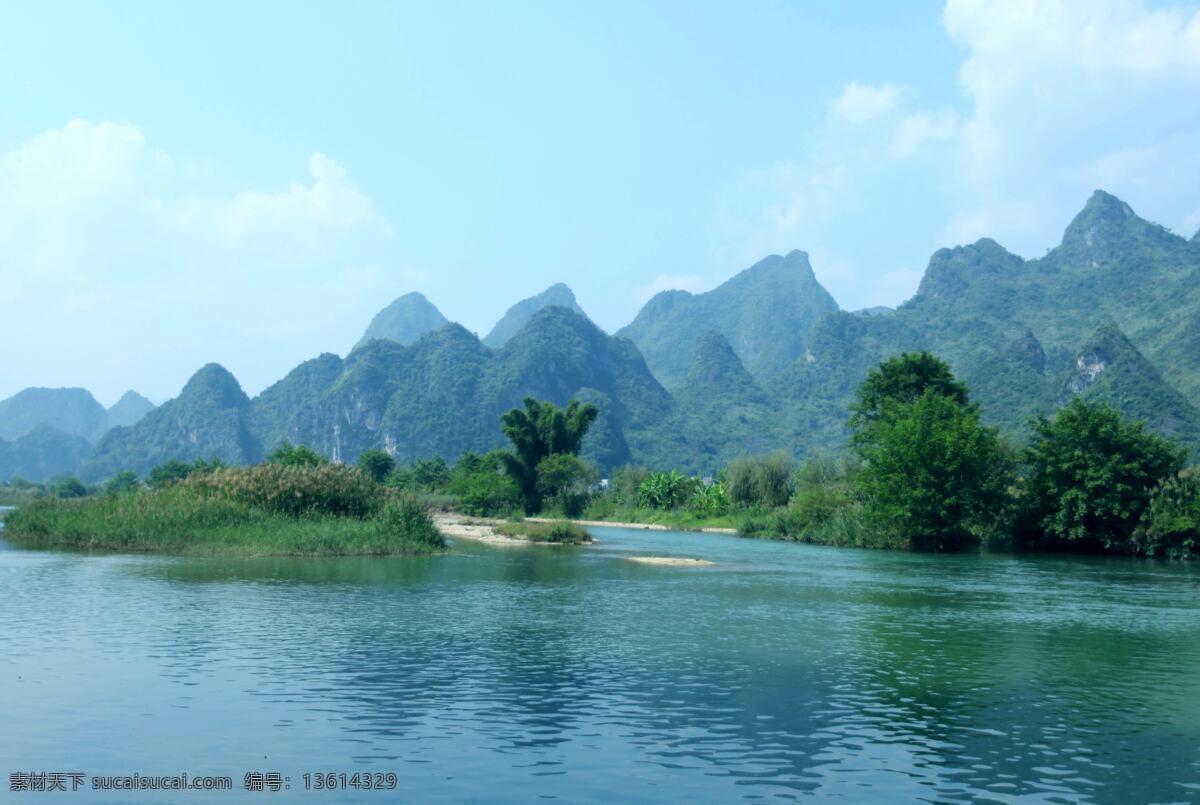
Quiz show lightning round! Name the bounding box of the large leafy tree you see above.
[851,354,1011,552]
[1022,397,1185,553]
[499,397,598,513]
[850,351,971,428]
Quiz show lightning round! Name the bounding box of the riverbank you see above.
[528,515,737,535]
[434,513,591,546]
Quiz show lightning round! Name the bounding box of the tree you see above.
[1133,469,1200,559]
[357,449,396,483]
[724,452,796,508]
[147,457,224,489]
[104,471,140,496]
[851,355,1011,552]
[267,442,328,467]
[499,397,598,513]
[52,476,89,499]
[1022,397,1186,553]
[850,351,971,429]
[536,453,597,516]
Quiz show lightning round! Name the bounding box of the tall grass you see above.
[2,465,445,557]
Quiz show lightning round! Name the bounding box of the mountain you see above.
[249,353,344,452]
[634,331,780,473]
[258,308,669,468]
[82,364,263,480]
[0,425,95,482]
[1059,322,1200,454]
[35,189,1200,479]
[618,249,839,389]
[355,292,449,349]
[776,191,1200,451]
[483,283,588,348]
[106,391,156,430]
[0,387,108,442]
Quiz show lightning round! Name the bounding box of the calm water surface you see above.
[2,517,1199,802]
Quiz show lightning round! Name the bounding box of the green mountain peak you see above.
[619,248,839,389]
[355,291,449,349]
[106,390,156,430]
[483,283,588,348]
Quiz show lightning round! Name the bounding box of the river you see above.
[2,520,1199,802]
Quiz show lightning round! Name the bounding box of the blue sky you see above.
[2,1,1199,403]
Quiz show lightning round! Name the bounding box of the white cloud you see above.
[889,111,958,159]
[634,273,707,305]
[941,0,1200,249]
[831,81,904,124]
[0,120,396,402]
[727,0,1200,310]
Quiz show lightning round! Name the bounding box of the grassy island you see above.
[493,520,592,545]
[0,463,446,557]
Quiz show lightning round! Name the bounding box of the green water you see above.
[2,519,1199,802]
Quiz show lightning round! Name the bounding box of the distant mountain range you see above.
[4,190,1199,482]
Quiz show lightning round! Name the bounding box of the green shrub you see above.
[266,442,329,467]
[725,453,796,508]
[688,480,728,517]
[373,496,446,551]
[186,463,384,519]
[494,520,591,544]
[637,470,695,509]
[1132,469,1200,559]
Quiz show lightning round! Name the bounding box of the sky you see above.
[2,0,1200,404]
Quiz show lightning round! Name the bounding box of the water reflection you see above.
[2,531,1199,801]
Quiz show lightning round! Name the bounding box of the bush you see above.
[688,480,728,517]
[608,465,650,506]
[266,442,328,467]
[147,458,225,489]
[494,520,592,544]
[373,496,445,551]
[52,476,90,499]
[445,451,524,516]
[725,453,796,508]
[1132,469,1200,559]
[104,471,140,496]
[637,470,695,510]
[358,449,396,483]
[186,463,384,519]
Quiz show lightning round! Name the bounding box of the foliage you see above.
[185,463,384,519]
[724,452,796,508]
[147,457,226,489]
[1132,469,1200,559]
[636,469,695,510]
[389,456,451,492]
[103,471,141,496]
[51,476,90,499]
[373,495,446,551]
[535,453,597,516]
[607,465,651,505]
[357,449,396,483]
[1,484,444,557]
[687,479,728,517]
[266,442,329,467]
[851,357,1013,552]
[849,351,971,429]
[499,397,598,513]
[444,451,522,516]
[1022,398,1186,552]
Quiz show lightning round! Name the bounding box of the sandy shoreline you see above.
[625,556,715,567]
[526,517,736,535]
[432,513,533,546]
